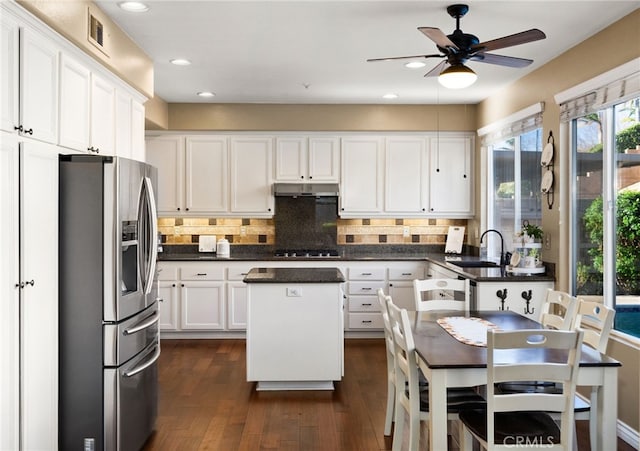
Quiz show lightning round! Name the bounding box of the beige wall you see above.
[166,103,476,132]
[476,9,640,435]
[17,0,153,98]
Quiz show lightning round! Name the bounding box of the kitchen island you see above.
[244,267,345,391]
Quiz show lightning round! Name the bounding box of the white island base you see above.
[245,268,345,391]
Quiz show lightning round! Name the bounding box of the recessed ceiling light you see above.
[405,61,426,69]
[383,93,399,100]
[118,2,149,12]
[170,58,191,66]
[197,91,216,98]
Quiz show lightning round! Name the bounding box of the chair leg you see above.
[589,388,598,451]
[407,407,420,451]
[392,398,405,451]
[459,423,475,451]
[384,378,395,436]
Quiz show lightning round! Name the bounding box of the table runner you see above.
[436,316,500,347]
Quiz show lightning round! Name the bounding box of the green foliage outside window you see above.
[582,191,640,294]
[616,123,640,152]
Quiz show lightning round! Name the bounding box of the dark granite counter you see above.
[243,267,346,284]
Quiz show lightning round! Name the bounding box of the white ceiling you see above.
[96,1,639,105]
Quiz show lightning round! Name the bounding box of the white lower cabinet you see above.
[158,281,179,330]
[387,264,425,310]
[1,133,58,450]
[475,281,554,319]
[181,282,225,330]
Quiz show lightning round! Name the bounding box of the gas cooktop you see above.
[273,249,340,258]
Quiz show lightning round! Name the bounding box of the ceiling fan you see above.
[367,4,546,89]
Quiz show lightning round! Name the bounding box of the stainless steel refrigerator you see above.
[59,155,160,451]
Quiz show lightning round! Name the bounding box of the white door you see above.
[130,100,146,162]
[180,282,225,330]
[340,136,383,215]
[58,54,90,151]
[158,281,179,331]
[20,141,58,450]
[275,136,306,181]
[185,136,228,213]
[115,90,133,159]
[308,136,340,182]
[385,137,427,214]
[230,136,273,215]
[145,136,184,213]
[429,136,473,215]
[90,74,115,155]
[0,13,19,133]
[227,282,248,330]
[0,132,19,451]
[19,28,59,144]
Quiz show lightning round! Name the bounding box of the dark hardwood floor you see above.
[143,339,633,451]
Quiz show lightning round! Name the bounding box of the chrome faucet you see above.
[480,229,506,266]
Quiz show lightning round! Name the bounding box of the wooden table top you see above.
[410,310,621,369]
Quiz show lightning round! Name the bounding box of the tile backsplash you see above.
[158,217,468,246]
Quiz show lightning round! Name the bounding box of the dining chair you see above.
[459,328,584,451]
[413,277,470,312]
[377,288,397,437]
[386,297,485,451]
[539,288,579,331]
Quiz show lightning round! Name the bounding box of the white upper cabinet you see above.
[428,135,473,216]
[19,28,59,144]
[115,90,133,158]
[340,136,384,216]
[58,54,91,151]
[385,137,428,214]
[185,136,228,213]
[230,136,274,216]
[275,136,339,182]
[89,73,115,156]
[1,13,19,135]
[130,99,146,161]
[145,136,184,213]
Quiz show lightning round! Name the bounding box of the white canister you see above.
[216,238,230,257]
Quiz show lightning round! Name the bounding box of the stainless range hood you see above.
[273,182,339,197]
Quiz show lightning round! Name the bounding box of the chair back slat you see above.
[413,278,470,312]
[575,298,615,354]
[539,289,578,330]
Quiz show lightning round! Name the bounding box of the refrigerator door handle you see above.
[123,310,160,336]
[143,176,158,295]
[123,344,161,378]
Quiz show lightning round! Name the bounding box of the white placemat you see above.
[437,316,500,347]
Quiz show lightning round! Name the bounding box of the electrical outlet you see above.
[544,233,551,250]
[286,287,301,297]
[403,226,410,238]
[240,226,247,236]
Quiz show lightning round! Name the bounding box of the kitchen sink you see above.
[449,260,500,268]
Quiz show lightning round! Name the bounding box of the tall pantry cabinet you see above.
[0,133,58,451]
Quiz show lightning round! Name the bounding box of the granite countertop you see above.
[243,267,346,284]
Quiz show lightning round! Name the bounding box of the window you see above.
[480,104,544,259]
[570,91,640,339]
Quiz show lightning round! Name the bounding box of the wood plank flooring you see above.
[143,339,634,451]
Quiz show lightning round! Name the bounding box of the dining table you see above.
[410,309,621,451]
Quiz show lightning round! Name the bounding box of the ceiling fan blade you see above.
[470,53,533,68]
[472,29,546,53]
[424,60,449,78]
[418,27,459,51]
[367,54,443,63]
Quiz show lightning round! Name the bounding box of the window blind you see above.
[477,102,544,147]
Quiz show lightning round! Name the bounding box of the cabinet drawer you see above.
[227,265,254,281]
[348,313,383,329]
[180,265,224,280]
[348,281,386,295]
[348,267,385,280]
[388,267,424,280]
[348,295,380,312]
[157,264,178,281]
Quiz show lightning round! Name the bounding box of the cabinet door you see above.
[275,136,306,181]
[158,281,179,331]
[180,282,225,330]
[429,136,473,216]
[115,90,132,159]
[227,282,248,330]
[308,137,339,182]
[230,136,273,215]
[20,141,58,450]
[20,28,59,144]
[58,54,90,151]
[340,137,383,215]
[145,136,184,213]
[185,136,228,213]
[385,137,427,214]
[90,74,115,155]
[130,100,146,162]
[388,281,416,310]
[0,133,19,451]
[1,14,19,134]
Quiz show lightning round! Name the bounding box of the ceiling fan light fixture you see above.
[118,1,149,12]
[438,64,477,89]
[405,61,426,69]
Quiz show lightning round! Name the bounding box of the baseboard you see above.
[618,420,640,450]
